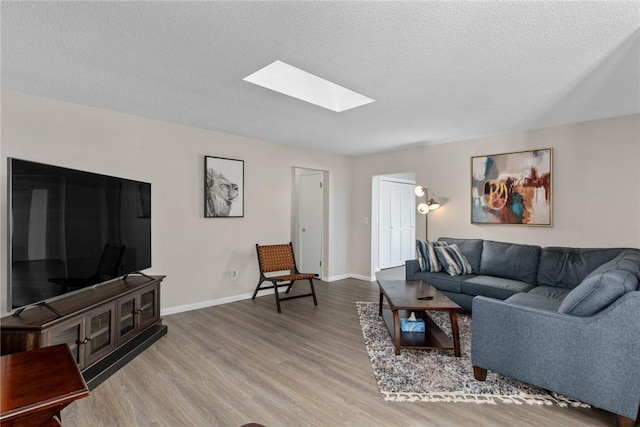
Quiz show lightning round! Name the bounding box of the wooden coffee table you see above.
[377,279,462,356]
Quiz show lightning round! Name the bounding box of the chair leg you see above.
[309,279,318,306]
[252,278,266,299]
[285,280,295,294]
[272,280,282,313]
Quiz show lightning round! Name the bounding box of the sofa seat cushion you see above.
[461,275,535,300]
[412,271,473,294]
[479,240,541,284]
[527,286,572,301]
[505,293,563,312]
[558,270,639,316]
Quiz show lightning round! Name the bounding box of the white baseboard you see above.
[325,273,376,282]
[161,291,266,316]
[161,273,377,316]
[349,274,376,282]
[324,273,351,282]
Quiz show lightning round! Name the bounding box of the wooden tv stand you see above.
[1,275,167,390]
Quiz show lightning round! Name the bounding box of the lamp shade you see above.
[427,199,441,210]
[414,185,426,197]
[417,203,430,214]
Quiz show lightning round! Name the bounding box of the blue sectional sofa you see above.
[405,237,640,426]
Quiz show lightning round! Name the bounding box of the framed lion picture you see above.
[204,156,244,218]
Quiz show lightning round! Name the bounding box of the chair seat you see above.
[270,273,317,282]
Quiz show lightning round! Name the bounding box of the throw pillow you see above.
[434,244,473,276]
[558,270,638,316]
[416,240,448,272]
[416,240,429,271]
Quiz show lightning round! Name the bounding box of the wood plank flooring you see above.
[61,271,630,426]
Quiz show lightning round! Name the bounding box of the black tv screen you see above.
[8,158,151,310]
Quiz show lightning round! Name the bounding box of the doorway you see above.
[372,173,416,272]
[293,168,325,277]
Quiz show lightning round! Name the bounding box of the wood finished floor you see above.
[61,270,631,426]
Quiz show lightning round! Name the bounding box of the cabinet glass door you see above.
[85,305,115,365]
[139,287,158,330]
[49,320,83,366]
[116,296,137,345]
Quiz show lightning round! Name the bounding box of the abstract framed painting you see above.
[204,156,244,218]
[471,148,552,225]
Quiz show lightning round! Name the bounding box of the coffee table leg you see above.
[449,312,461,357]
[393,309,401,355]
[379,291,383,316]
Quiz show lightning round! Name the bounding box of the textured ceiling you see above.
[2,1,639,156]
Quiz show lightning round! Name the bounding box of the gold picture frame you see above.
[471,148,552,225]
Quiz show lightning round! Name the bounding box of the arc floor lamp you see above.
[415,185,440,239]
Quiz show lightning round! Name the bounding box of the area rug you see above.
[356,301,589,407]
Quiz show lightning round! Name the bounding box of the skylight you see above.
[243,60,375,113]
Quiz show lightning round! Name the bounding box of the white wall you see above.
[352,114,640,278]
[1,91,352,315]
[3,91,638,313]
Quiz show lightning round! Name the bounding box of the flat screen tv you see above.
[8,158,151,310]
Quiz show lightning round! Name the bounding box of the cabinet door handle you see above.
[135,309,143,314]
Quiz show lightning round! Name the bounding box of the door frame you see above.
[292,167,327,280]
[371,173,416,274]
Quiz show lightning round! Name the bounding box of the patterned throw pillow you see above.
[434,244,473,276]
[416,240,429,271]
[416,240,448,272]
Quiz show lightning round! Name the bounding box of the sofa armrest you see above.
[405,259,420,280]
[471,292,640,420]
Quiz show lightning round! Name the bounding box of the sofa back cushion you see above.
[438,238,483,273]
[479,240,541,284]
[537,247,630,288]
[557,270,639,316]
[586,250,640,281]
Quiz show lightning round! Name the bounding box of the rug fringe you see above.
[382,392,588,407]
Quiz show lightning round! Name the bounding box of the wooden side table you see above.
[1,344,90,426]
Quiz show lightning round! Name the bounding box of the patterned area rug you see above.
[357,301,589,407]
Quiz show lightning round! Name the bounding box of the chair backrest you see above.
[96,244,126,280]
[256,243,297,273]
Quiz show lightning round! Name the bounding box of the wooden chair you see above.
[253,242,318,313]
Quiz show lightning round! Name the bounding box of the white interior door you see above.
[299,172,322,275]
[400,184,415,262]
[379,180,393,269]
[379,180,415,269]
